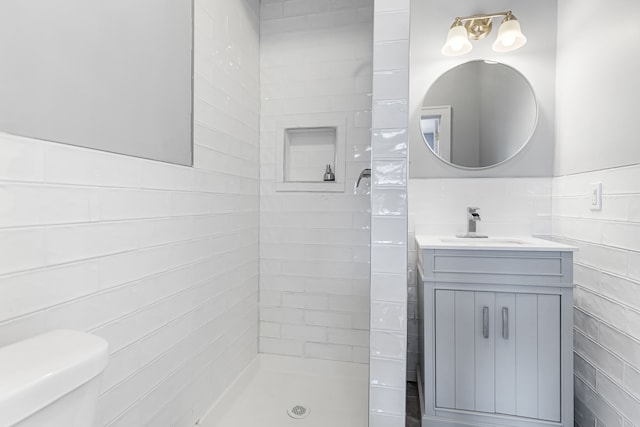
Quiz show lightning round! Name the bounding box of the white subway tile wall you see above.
[407,177,553,381]
[552,164,640,427]
[259,0,373,364]
[369,0,410,425]
[0,0,260,425]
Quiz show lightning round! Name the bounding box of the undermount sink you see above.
[439,237,525,245]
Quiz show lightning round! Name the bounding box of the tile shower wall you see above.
[407,177,553,381]
[369,0,411,425]
[259,0,373,363]
[552,165,640,426]
[0,0,260,425]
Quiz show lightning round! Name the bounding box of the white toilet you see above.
[0,330,109,427]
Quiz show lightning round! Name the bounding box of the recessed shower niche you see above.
[276,116,346,192]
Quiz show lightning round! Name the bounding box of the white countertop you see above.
[415,235,578,252]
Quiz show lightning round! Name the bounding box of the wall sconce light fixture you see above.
[441,11,527,56]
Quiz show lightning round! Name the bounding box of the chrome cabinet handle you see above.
[482,306,489,339]
[502,307,509,339]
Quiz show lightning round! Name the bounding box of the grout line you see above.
[103,315,257,426]
[0,176,261,194]
[553,162,640,178]
[0,229,259,280]
[0,212,258,232]
[0,241,258,322]
[100,288,258,395]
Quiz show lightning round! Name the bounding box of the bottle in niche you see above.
[323,164,335,182]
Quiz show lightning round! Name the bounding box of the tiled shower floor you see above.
[199,355,368,427]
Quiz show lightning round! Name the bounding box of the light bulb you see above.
[492,16,527,52]
[442,23,472,56]
[501,36,515,47]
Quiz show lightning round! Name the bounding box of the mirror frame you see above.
[420,60,539,170]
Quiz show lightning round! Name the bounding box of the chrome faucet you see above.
[354,168,371,193]
[456,207,488,238]
[356,168,371,187]
[467,207,481,233]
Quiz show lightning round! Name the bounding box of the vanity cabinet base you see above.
[416,247,575,427]
[420,413,563,427]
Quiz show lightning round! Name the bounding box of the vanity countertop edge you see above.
[415,235,578,252]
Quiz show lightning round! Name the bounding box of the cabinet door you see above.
[434,290,495,413]
[536,295,561,422]
[435,290,561,422]
[494,293,561,422]
[434,290,456,409]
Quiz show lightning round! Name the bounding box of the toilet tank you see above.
[0,330,109,427]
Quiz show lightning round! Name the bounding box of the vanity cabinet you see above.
[416,237,575,427]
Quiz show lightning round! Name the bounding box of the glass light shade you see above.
[492,18,527,52]
[441,25,472,56]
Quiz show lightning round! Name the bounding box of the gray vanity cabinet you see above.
[417,245,574,427]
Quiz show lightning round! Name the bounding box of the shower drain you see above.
[287,405,310,419]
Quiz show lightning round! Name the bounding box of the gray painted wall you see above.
[0,0,193,166]
[554,0,640,175]
[409,0,557,178]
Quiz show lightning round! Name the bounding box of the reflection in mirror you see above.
[420,61,537,169]
[420,106,451,162]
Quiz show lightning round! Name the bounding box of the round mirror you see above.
[420,61,538,169]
